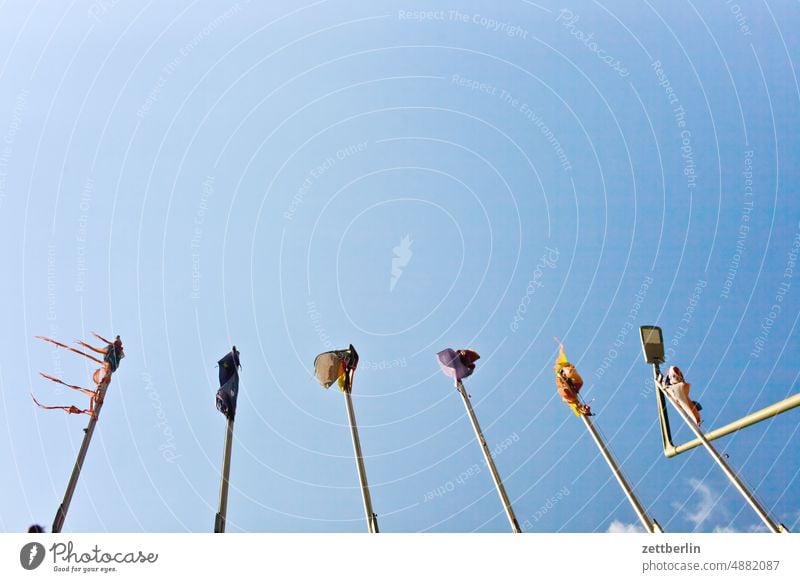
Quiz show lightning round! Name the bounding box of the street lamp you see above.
[639,326,674,454]
[639,326,789,533]
[640,325,665,365]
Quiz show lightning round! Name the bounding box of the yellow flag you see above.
[554,344,569,373]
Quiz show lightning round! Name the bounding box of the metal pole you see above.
[654,370,788,533]
[214,416,235,533]
[580,413,662,533]
[343,389,379,533]
[669,393,800,457]
[456,381,521,533]
[52,378,110,533]
[653,365,675,455]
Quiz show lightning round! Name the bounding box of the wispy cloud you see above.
[685,478,715,527]
[672,478,723,530]
[606,520,646,533]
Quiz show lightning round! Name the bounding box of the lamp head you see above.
[640,325,665,365]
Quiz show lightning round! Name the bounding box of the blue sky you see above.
[0,0,798,534]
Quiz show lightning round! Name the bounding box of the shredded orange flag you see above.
[32,334,121,420]
[35,336,103,365]
[39,373,97,398]
[31,394,95,418]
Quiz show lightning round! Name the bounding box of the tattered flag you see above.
[665,366,701,425]
[436,348,480,381]
[216,348,241,420]
[31,394,95,418]
[32,334,122,420]
[554,344,591,416]
[314,345,359,391]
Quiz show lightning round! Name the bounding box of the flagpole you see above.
[653,366,788,533]
[214,415,235,533]
[456,380,521,533]
[52,377,110,533]
[579,412,662,533]
[343,387,379,533]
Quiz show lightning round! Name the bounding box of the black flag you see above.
[216,347,240,420]
[104,336,125,372]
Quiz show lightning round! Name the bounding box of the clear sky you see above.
[0,0,798,534]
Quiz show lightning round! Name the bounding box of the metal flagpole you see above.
[214,347,240,533]
[653,365,788,533]
[52,376,110,534]
[579,413,662,533]
[456,380,521,533]
[343,379,379,533]
[214,416,235,533]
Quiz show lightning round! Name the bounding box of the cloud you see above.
[672,478,718,528]
[712,524,769,533]
[607,520,646,533]
[675,479,771,532]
